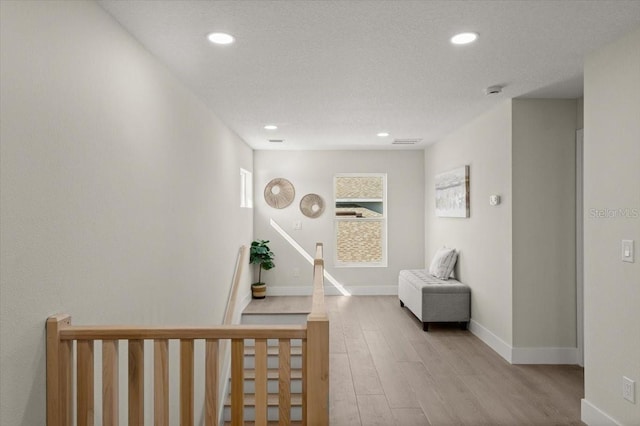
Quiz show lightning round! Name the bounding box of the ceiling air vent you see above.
[392,138,422,145]
[268,139,284,143]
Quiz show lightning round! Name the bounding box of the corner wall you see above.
[253,150,424,294]
[0,1,253,424]
[582,27,640,426]
[512,99,577,351]
[425,98,579,361]
[424,101,514,347]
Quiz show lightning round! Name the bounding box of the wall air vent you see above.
[268,139,284,143]
[392,138,422,145]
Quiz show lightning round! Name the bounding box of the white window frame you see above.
[240,168,253,208]
[334,173,388,268]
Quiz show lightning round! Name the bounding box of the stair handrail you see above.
[223,245,248,326]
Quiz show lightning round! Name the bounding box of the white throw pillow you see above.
[428,247,458,279]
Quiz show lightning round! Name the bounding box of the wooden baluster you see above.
[231,339,244,426]
[254,338,268,426]
[279,340,291,425]
[102,340,119,426]
[77,340,95,426]
[60,338,73,426]
[180,340,194,426]
[204,340,218,426]
[128,340,144,426]
[154,339,169,426]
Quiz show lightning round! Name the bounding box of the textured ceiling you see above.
[98,0,640,150]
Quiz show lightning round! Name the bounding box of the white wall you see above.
[424,101,514,346]
[0,1,253,424]
[253,150,424,294]
[583,27,640,426]
[512,99,577,349]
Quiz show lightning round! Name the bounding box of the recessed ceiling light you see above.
[377,132,390,137]
[207,32,235,45]
[264,125,278,130]
[451,32,478,45]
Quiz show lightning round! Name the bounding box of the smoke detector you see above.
[484,85,503,95]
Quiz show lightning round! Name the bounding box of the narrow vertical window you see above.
[334,173,387,267]
[240,168,253,208]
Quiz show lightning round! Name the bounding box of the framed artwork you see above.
[435,165,470,218]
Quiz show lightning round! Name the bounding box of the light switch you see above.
[622,240,634,263]
[293,220,302,230]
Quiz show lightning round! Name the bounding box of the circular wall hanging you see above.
[264,178,295,209]
[300,193,325,218]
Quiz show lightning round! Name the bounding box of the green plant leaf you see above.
[249,239,276,283]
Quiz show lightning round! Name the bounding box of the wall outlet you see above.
[293,268,300,278]
[623,376,635,403]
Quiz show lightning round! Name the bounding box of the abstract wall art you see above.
[435,165,470,218]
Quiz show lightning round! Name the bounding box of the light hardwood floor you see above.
[324,296,584,426]
[245,296,584,425]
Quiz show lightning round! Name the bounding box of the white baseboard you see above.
[266,286,313,296]
[511,346,578,365]
[238,290,252,317]
[469,319,513,363]
[335,285,398,296]
[469,319,579,365]
[266,285,398,296]
[581,399,621,426]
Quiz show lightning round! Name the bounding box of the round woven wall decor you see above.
[300,193,325,218]
[264,178,295,209]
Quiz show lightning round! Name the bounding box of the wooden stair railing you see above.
[305,243,329,425]
[46,243,329,426]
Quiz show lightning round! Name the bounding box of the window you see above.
[240,168,253,208]
[334,173,387,267]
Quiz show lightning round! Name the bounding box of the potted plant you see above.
[249,239,275,299]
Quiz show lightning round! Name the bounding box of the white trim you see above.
[469,319,513,363]
[581,399,622,426]
[237,290,252,320]
[267,286,314,296]
[469,319,579,365]
[240,168,253,208]
[576,128,584,367]
[334,285,397,296]
[266,285,398,296]
[511,346,578,365]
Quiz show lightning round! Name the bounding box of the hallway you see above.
[325,296,583,425]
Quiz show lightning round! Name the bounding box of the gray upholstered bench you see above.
[398,269,470,331]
